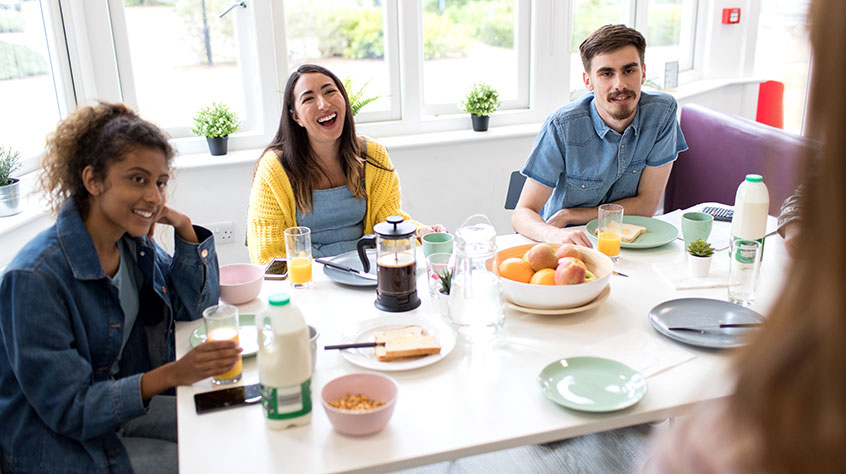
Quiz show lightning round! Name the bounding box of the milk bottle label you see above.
[261,380,312,420]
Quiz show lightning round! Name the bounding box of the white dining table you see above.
[175,229,789,474]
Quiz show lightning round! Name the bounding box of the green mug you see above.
[682,212,714,250]
[421,232,454,257]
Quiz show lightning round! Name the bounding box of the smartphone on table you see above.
[265,258,288,280]
[194,383,261,415]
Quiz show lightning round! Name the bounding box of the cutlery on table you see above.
[315,258,377,280]
[667,323,762,331]
[612,270,629,277]
[324,342,385,350]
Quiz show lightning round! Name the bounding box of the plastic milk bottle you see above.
[257,293,312,429]
[730,174,769,258]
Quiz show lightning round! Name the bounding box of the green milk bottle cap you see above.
[268,293,290,306]
[745,174,763,183]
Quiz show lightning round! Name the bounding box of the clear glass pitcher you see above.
[449,214,503,341]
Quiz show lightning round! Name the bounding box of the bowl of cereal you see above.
[321,373,398,436]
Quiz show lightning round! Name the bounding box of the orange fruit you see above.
[498,257,534,283]
[530,268,556,285]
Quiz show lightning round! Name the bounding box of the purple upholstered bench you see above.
[663,104,814,216]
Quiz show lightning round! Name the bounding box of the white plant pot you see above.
[688,255,712,278]
[0,178,22,217]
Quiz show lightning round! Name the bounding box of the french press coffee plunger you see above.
[356,216,421,312]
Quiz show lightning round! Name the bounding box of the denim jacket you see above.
[0,200,219,473]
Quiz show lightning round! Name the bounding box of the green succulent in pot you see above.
[192,102,240,156]
[687,239,714,257]
[460,82,501,132]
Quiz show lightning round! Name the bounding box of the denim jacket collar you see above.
[589,93,642,139]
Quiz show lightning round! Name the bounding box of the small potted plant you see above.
[0,146,22,217]
[435,267,452,319]
[687,238,714,278]
[191,102,240,156]
[460,82,501,132]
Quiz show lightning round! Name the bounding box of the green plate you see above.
[189,313,259,357]
[538,356,647,412]
[585,215,678,249]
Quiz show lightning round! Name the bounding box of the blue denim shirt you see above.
[0,200,219,474]
[522,91,688,220]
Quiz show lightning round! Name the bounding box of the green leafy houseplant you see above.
[687,239,714,257]
[459,82,501,117]
[343,77,381,116]
[191,102,240,139]
[435,267,452,296]
[0,146,21,186]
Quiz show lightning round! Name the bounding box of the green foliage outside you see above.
[0,11,24,33]
[460,82,501,116]
[0,41,48,81]
[648,3,682,47]
[191,102,240,138]
[287,7,384,60]
[437,1,515,49]
[0,146,21,186]
[343,76,381,116]
[423,12,471,59]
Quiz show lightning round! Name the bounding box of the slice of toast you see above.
[594,222,647,243]
[374,325,441,362]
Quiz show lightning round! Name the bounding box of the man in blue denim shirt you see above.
[512,25,687,244]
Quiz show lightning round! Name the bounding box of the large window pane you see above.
[570,0,625,96]
[646,0,696,83]
[421,0,518,111]
[121,0,247,132]
[284,0,390,116]
[0,0,61,158]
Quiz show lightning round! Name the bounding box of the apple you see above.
[555,257,587,285]
[555,244,582,260]
[522,243,558,271]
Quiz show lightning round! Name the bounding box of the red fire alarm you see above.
[722,8,741,24]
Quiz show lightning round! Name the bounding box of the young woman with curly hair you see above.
[0,102,240,474]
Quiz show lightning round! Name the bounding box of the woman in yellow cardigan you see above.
[248,64,444,264]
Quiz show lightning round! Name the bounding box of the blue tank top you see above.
[296,184,367,257]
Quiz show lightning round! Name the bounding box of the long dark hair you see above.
[263,64,364,214]
[728,1,845,472]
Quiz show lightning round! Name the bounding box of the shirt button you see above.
[632,169,638,174]
[139,250,145,257]
[581,184,586,189]
[201,249,209,258]
[621,144,625,149]
[161,286,167,295]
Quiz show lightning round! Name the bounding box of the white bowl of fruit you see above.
[495,243,612,309]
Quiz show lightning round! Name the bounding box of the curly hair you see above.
[40,102,174,218]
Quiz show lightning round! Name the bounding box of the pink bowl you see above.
[219,263,263,305]
[321,373,398,436]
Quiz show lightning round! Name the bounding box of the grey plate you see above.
[322,249,377,287]
[649,298,764,349]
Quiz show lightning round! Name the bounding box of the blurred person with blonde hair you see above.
[646,1,845,472]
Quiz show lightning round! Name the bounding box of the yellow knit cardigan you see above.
[247,138,418,264]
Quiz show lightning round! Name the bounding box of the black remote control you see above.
[702,206,733,222]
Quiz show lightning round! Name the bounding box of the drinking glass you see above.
[597,204,624,261]
[425,252,453,297]
[728,240,762,306]
[202,304,243,385]
[285,227,313,289]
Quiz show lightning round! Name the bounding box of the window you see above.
[282,0,399,122]
[420,0,529,115]
[569,0,699,95]
[0,0,71,172]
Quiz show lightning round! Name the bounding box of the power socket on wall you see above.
[208,222,235,245]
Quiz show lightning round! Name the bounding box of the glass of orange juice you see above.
[597,204,623,261]
[284,226,313,289]
[202,304,243,385]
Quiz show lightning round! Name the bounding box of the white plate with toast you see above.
[585,216,678,249]
[338,315,456,371]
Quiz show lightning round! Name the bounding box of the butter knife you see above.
[315,258,377,280]
[667,323,762,331]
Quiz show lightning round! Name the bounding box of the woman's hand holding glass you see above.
[172,340,243,386]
